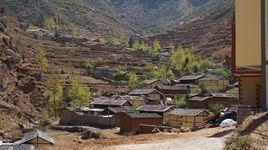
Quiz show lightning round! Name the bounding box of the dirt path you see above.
[100,128,233,150]
[103,135,227,150]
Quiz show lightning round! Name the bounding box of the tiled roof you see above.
[141,79,160,84]
[156,85,189,91]
[188,96,210,101]
[199,76,227,81]
[108,106,136,113]
[124,112,162,118]
[116,95,144,101]
[15,130,54,145]
[129,89,161,95]
[212,93,235,98]
[137,105,172,112]
[179,74,205,80]
[91,98,130,106]
[167,108,208,116]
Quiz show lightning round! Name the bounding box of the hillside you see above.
[0,0,235,131]
[110,0,220,34]
[3,0,135,39]
[3,0,227,36]
[148,0,234,62]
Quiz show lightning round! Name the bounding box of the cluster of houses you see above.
[60,73,239,134]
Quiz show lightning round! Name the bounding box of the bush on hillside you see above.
[224,134,253,150]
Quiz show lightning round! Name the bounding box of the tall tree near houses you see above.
[151,40,161,56]
[45,75,63,118]
[68,78,91,107]
[128,73,138,89]
[37,50,48,75]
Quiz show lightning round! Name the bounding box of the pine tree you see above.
[37,50,48,74]
[68,78,91,107]
[45,75,63,118]
[128,73,138,88]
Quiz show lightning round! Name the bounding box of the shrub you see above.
[209,103,224,114]
[224,134,253,150]
[84,60,94,75]
[172,97,187,108]
[39,111,51,131]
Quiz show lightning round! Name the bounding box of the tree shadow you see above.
[239,113,268,136]
[208,129,233,138]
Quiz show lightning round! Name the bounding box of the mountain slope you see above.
[148,0,234,61]
[3,0,135,39]
[109,0,218,34]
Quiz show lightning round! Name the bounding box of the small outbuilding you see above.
[117,112,163,134]
[14,130,54,148]
[164,108,211,129]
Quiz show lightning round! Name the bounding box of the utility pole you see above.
[261,0,267,112]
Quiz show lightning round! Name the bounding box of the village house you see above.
[115,95,147,107]
[14,130,54,149]
[129,89,164,101]
[140,79,166,89]
[198,75,230,92]
[188,93,238,109]
[117,112,163,134]
[60,107,116,128]
[91,97,132,109]
[104,106,136,126]
[155,85,189,98]
[163,108,211,130]
[136,105,173,116]
[177,74,205,84]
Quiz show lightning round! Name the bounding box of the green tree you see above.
[71,27,78,39]
[44,16,59,30]
[215,68,229,78]
[128,73,138,88]
[151,40,161,56]
[84,60,94,75]
[139,41,147,51]
[144,63,160,79]
[159,65,174,79]
[133,41,140,50]
[39,111,51,131]
[209,103,224,114]
[68,78,91,107]
[189,62,201,73]
[37,50,49,74]
[45,75,63,118]
[200,60,215,70]
[172,97,187,108]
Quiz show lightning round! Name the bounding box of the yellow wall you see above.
[163,112,209,129]
[198,79,229,92]
[148,92,161,100]
[236,0,261,67]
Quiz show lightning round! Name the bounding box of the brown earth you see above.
[46,127,234,150]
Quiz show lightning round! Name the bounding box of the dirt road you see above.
[104,135,227,150]
[100,128,233,150]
